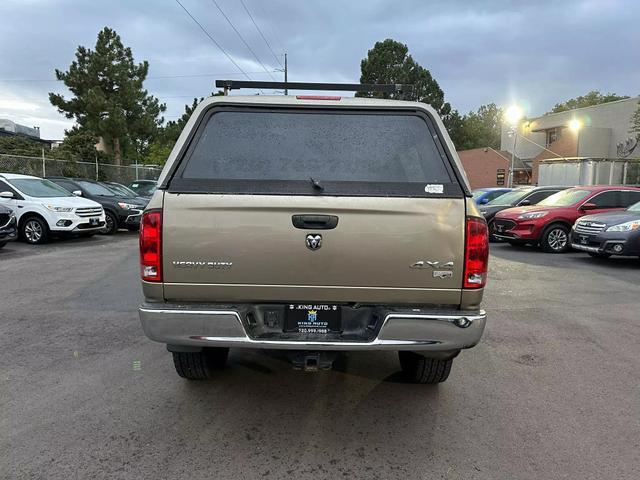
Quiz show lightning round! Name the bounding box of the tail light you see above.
[295,95,341,100]
[463,217,489,289]
[140,209,162,282]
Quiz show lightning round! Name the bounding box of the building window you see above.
[546,127,562,147]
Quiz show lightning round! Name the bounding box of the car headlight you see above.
[516,211,548,220]
[43,204,73,212]
[606,220,640,232]
[117,202,140,210]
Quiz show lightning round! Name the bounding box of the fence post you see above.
[41,149,46,177]
[95,154,99,180]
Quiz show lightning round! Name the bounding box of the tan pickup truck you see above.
[138,83,488,383]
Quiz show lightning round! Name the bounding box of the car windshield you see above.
[628,201,640,212]
[104,183,137,197]
[130,182,156,196]
[538,189,591,207]
[472,190,488,199]
[77,180,115,196]
[486,188,532,206]
[9,178,73,198]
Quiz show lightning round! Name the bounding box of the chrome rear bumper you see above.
[139,303,487,351]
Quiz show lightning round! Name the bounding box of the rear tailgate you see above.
[161,103,467,306]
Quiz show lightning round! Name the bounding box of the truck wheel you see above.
[21,216,50,245]
[540,224,570,253]
[398,351,453,384]
[588,252,611,259]
[172,348,229,380]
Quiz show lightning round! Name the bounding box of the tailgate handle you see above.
[292,214,339,230]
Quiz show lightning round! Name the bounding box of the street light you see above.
[505,105,524,126]
[568,118,582,132]
[505,105,524,187]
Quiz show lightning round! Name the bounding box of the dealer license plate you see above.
[285,304,341,334]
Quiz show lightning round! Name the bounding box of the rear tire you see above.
[172,348,229,380]
[540,224,570,253]
[0,241,6,249]
[398,351,453,384]
[588,251,611,259]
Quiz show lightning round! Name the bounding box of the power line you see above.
[0,71,279,83]
[174,0,251,81]
[251,0,286,55]
[239,0,283,69]
[209,0,277,81]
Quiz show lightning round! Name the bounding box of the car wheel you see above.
[398,351,453,384]
[21,216,49,245]
[540,224,570,253]
[588,252,611,259]
[0,241,6,249]
[487,221,499,242]
[100,211,118,235]
[172,348,229,380]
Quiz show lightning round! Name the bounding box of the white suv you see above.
[0,173,106,244]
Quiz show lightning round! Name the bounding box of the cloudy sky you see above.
[1,0,639,139]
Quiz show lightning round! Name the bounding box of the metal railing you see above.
[0,153,162,184]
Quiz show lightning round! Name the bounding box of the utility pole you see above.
[284,53,288,95]
[509,130,517,188]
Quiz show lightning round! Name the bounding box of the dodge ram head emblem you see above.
[306,234,322,250]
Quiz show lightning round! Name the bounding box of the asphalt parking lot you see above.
[1,234,638,480]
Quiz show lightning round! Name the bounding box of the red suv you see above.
[493,186,640,253]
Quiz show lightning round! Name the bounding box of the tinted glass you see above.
[538,189,590,206]
[590,191,620,208]
[486,188,533,206]
[77,180,115,196]
[180,111,452,184]
[620,190,640,207]
[486,190,509,201]
[472,190,488,199]
[9,178,73,198]
[523,190,557,204]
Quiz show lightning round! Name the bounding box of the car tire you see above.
[487,221,499,242]
[398,351,453,384]
[540,224,570,253]
[0,241,6,249]
[20,216,50,245]
[588,252,611,259]
[101,211,118,235]
[172,348,229,380]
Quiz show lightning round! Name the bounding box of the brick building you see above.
[457,147,531,189]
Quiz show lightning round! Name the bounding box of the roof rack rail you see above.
[215,80,413,94]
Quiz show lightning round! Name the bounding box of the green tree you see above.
[455,103,504,150]
[630,101,640,138]
[548,90,629,114]
[54,126,107,161]
[0,135,44,156]
[49,27,165,165]
[145,91,224,165]
[355,39,451,121]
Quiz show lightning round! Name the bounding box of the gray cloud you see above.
[1,0,638,139]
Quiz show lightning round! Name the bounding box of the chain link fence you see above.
[0,153,162,185]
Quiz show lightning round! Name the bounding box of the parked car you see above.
[570,200,640,259]
[0,203,18,249]
[128,180,157,198]
[472,187,512,205]
[0,173,105,244]
[493,186,640,253]
[479,186,568,241]
[138,88,489,384]
[101,181,150,207]
[47,177,147,234]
